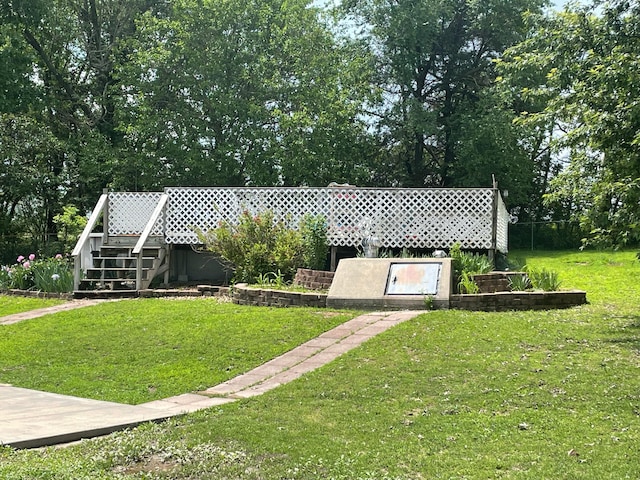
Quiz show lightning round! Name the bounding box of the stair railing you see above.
[71,193,109,291]
[132,193,169,290]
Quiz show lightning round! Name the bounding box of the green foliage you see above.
[449,243,493,277]
[423,295,435,310]
[300,214,328,270]
[525,265,561,292]
[0,254,73,293]
[198,210,304,283]
[255,270,288,290]
[457,271,480,294]
[508,273,531,291]
[117,0,377,188]
[343,0,546,188]
[498,3,640,248]
[53,205,87,254]
[449,243,493,294]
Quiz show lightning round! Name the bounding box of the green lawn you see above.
[0,299,356,404]
[1,250,640,479]
[0,295,65,317]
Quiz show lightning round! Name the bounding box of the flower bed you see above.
[1,254,73,294]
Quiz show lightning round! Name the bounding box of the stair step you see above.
[86,267,151,272]
[80,241,168,293]
[74,290,139,299]
[92,256,157,261]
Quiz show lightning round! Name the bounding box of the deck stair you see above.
[74,240,169,299]
[72,192,170,299]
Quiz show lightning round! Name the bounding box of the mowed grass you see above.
[1,250,640,479]
[0,299,356,404]
[0,295,65,317]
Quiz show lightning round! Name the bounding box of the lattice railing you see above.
[105,187,507,252]
[496,194,509,253]
[108,192,164,236]
[152,187,501,251]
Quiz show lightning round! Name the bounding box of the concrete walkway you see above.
[0,310,422,449]
[0,299,114,325]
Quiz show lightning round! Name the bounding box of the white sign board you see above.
[385,262,442,295]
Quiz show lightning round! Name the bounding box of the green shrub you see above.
[53,205,88,254]
[197,210,304,283]
[300,214,328,270]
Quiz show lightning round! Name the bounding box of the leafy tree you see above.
[342,0,547,191]
[498,1,640,247]
[116,0,377,189]
[0,114,65,261]
[0,0,169,198]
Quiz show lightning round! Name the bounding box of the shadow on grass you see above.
[606,315,640,351]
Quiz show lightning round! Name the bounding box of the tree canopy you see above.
[497,0,640,247]
[1,0,639,259]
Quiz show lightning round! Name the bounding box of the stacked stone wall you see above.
[450,290,587,311]
[293,268,334,290]
[232,284,327,308]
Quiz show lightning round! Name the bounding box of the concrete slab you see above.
[327,258,452,309]
[0,386,176,449]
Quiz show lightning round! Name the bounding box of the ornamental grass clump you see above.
[0,254,73,293]
[449,243,493,293]
[525,265,561,291]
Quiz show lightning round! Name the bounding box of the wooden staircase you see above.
[74,240,169,298]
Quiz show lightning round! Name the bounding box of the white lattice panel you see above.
[160,187,504,251]
[108,192,164,236]
[496,195,509,253]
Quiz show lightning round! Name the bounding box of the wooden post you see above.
[490,176,499,267]
[102,188,109,246]
[330,246,338,272]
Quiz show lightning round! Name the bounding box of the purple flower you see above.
[55,254,63,259]
[17,255,25,263]
[23,261,30,269]
[28,253,36,261]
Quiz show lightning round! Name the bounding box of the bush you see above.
[300,214,328,270]
[53,205,88,254]
[197,210,304,283]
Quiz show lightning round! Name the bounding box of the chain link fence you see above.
[509,221,584,251]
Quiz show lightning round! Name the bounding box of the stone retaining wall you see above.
[232,283,327,308]
[471,272,525,293]
[3,289,73,300]
[450,290,587,311]
[293,268,334,290]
